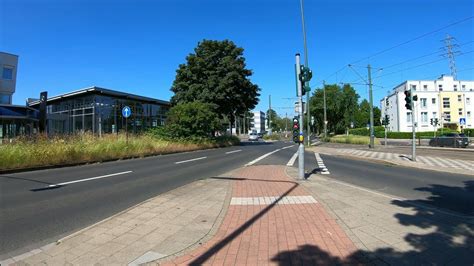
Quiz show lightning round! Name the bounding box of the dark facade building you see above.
[0,104,39,141]
[28,87,170,135]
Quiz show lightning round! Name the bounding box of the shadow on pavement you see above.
[270,180,474,265]
[189,178,299,265]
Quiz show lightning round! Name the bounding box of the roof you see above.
[28,86,170,107]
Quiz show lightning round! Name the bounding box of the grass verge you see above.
[326,135,381,145]
[0,134,240,171]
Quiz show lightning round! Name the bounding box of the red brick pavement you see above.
[162,165,359,266]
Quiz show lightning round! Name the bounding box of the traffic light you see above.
[292,117,300,143]
[404,90,412,110]
[430,118,433,125]
[299,66,313,96]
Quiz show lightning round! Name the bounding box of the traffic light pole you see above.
[323,80,327,138]
[296,54,305,179]
[411,88,416,162]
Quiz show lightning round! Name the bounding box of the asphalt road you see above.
[2,140,473,259]
[0,140,292,259]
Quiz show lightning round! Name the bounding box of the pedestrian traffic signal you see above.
[292,117,300,143]
[404,90,412,110]
[382,115,390,126]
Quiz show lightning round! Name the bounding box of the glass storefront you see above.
[44,93,169,135]
[0,105,39,142]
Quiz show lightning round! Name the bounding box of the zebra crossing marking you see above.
[337,149,474,172]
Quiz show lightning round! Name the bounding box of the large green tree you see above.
[170,40,261,130]
[309,83,359,134]
[165,102,222,138]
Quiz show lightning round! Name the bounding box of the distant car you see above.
[257,132,264,138]
[248,133,259,141]
[429,133,469,148]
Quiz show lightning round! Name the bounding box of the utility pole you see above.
[269,94,272,135]
[367,64,375,148]
[444,34,458,80]
[285,112,288,137]
[323,80,327,138]
[299,0,311,146]
[296,53,305,179]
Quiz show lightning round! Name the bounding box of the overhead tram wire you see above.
[349,16,474,65]
[374,40,474,73]
[375,50,474,79]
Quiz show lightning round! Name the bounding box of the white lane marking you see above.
[287,151,298,166]
[48,171,133,187]
[282,145,295,150]
[245,149,282,166]
[324,178,473,219]
[315,153,330,174]
[175,156,207,164]
[225,149,242,154]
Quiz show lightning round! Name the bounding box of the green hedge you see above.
[349,126,462,139]
[463,128,474,137]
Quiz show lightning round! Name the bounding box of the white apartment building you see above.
[381,75,474,132]
[250,111,266,134]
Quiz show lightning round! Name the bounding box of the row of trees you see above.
[309,83,381,135]
[161,39,380,138]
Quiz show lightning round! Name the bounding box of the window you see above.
[462,84,466,90]
[421,112,428,123]
[468,111,471,118]
[420,98,427,108]
[443,98,450,108]
[411,85,417,91]
[459,108,463,115]
[2,67,13,80]
[443,112,451,122]
[438,84,443,91]
[467,98,471,105]
[0,93,11,104]
[406,112,412,123]
[423,85,428,91]
[432,98,436,104]
[458,95,462,102]
[454,85,458,91]
[432,112,437,119]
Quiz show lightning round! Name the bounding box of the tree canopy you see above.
[170,40,261,126]
[309,83,381,134]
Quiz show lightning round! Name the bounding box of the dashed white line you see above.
[282,145,295,150]
[48,171,133,187]
[175,156,207,164]
[287,151,298,166]
[225,149,242,154]
[245,149,282,166]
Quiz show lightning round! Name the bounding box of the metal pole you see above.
[368,64,375,148]
[126,117,128,145]
[299,0,311,146]
[269,95,272,135]
[411,85,416,161]
[323,80,327,138]
[296,54,305,179]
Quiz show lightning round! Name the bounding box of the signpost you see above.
[122,106,132,144]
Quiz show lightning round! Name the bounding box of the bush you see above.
[349,126,385,136]
[263,134,281,140]
[328,135,380,145]
[164,102,222,138]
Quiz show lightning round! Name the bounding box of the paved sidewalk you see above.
[7,178,231,265]
[311,146,474,176]
[295,168,474,265]
[159,165,360,265]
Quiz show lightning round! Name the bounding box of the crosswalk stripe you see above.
[416,156,434,166]
[443,158,471,170]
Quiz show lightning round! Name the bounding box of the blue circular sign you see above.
[122,106,132,118]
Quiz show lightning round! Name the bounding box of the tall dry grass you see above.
[0,133,238,171]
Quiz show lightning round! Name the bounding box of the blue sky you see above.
[1,0,473,118]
